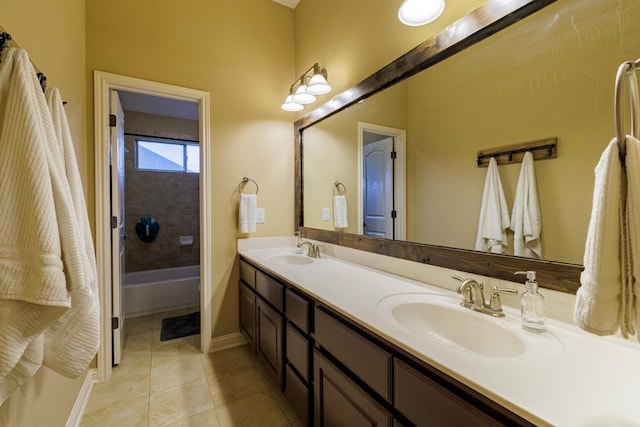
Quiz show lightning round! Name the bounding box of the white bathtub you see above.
[124,265,200,318]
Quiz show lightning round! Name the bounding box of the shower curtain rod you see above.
[0,25,47,92]
[124,132,199,143]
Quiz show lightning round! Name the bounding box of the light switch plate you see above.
[256,208,265,223]
[322,207,330,221]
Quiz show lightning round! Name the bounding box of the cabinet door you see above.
[394,359,501,427]
[257,298,283,388]
[314,349,391,427]
[239,282,256,350]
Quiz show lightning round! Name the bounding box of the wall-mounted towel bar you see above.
[238,177,259,195]
[614,58,640,162]
[476,138,557,167]
[333,181,346,196]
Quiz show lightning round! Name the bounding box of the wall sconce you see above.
[397,0,445,26]
[281,63,332,112]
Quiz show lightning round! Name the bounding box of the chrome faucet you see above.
[452,276,517,318]
[297,240,320,258]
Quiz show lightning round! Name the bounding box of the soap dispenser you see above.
[514,271,546,333]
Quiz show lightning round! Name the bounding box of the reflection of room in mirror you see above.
[301,0,640,266]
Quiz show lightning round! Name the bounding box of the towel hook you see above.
[238,177,258,195]
[333,181,346,196]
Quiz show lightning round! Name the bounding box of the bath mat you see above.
[160,312,200,341]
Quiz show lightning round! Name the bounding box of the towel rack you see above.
[0,27,48,92]
[333,181,346,196]
[476,138,557,167]
[614,58,640,161]
[238,177,259,195]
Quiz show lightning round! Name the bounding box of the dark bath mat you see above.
[160,311,200,341]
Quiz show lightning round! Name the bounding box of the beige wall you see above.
[1,1,87,425]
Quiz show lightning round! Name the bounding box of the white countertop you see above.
[239,245,640,427]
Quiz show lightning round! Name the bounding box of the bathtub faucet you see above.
[297,240,320,258]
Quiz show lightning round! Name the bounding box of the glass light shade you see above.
[398,0,445,26]
[281,95,303,112]
[291,85,316,104]
[306,73,332,95]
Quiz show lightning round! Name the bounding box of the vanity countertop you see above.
[239,245,640,427]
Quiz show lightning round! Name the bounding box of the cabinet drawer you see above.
[286,323,309,382]
[286,288,310,333]
[239,259,256,288]
[314,307,391,402]
[256,271,284,311]
[394,359,500,427]
[285,365,309,426]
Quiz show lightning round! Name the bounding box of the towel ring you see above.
[614,59,640,160]
[333,181,346,196]
[238,177,259,195]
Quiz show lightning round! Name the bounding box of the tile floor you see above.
[81,308,302,427]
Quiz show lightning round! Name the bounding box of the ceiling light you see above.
[398,0,445,26]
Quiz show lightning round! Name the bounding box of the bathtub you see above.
[124,265,200,318]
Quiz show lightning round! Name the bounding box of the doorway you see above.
[94,71,211,381]
[358,122,406,240]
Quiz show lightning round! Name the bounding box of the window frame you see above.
[134,137,200,174]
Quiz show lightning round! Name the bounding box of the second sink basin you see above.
[269,254,315,265]
[378,293,528,358]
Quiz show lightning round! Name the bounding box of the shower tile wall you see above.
[123,110,200,273]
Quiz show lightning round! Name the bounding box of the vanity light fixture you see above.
[397,0,445,26]
[281,63,332,111]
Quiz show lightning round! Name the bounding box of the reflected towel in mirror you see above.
[475,157,510,253]
[334,195,348,228]
[510,151,542,258]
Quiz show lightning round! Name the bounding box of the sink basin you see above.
[269,254,315,265]
[378,293,526,358]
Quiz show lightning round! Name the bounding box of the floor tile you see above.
[85,371,150,414]
[151,336,200,367]
[81,395,148,427]
[204,358,271,406]
[165,408,220,427]
[150,354,205,393]
[148,378,214,427]
[215,390,290,427]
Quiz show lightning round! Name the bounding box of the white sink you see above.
[269,254,315,265]
[378,293,561,358]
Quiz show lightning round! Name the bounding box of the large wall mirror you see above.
[295,0,640,293]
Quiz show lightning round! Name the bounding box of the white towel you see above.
[510,151,542,258]
[0,48,70,404]
[623,136,640,338]
[333,195,348,228]
[475,157,510,253]
[574,139,624,336]
[43,87,100,378]
[239,193,257,233]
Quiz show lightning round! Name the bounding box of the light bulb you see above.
[291,85,316,104]
[398,0,445,26]
[281,95,303,112]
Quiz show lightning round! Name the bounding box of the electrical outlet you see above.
[322,207,330,221]
[256,208,265,223]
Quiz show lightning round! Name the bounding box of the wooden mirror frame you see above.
[294,0,583,293]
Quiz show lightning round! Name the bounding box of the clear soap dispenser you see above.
[514,271,546,333]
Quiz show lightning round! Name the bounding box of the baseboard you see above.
[209,332,247,353]
[65,368,97,427]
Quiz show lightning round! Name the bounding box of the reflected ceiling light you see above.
[281,63,332,111]
[398,0,445,26]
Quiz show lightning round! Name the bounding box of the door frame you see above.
[94,71,212,381]
[357,122,406,240]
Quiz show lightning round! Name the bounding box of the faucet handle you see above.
[488,287,518,312]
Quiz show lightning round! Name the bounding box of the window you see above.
[136,139,200,173]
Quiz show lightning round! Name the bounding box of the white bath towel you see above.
[0,48,70,405]
[43,87,100,378]
[510,151,542,258]
[475,157,510,253]
[239,193,257,233]
[622,136,640,338]
[333,195,349,228]
[574,139,624,336]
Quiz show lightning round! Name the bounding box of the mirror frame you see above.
[294,0,583,293]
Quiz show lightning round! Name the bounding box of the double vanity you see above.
[238,238,640,426]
